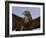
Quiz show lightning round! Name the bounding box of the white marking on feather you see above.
[20,25,23,31]
[24,17,29,23]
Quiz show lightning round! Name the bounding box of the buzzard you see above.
[12,11,40,31]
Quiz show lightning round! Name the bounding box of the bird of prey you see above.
[12,11,40,31]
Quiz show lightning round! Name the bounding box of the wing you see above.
[12,14,24,31]
[31,17,40,30]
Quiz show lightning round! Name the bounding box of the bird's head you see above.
[22,11,30,16]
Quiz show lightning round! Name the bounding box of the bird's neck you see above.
[24,16,29,23]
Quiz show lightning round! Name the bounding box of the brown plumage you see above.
[12,11,40,31]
